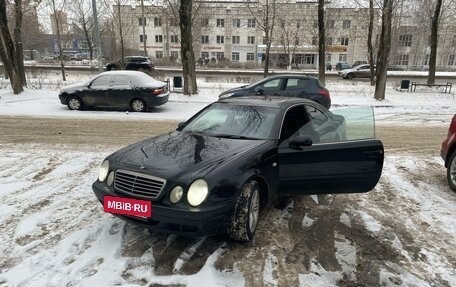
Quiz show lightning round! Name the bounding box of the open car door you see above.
[278,105,384,195]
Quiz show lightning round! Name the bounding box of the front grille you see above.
[114,169,166,200]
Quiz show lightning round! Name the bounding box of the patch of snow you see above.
[339,213,352,228]
[301,214,316,228]
[379,262,432,287]
[310,195,319,204]
[263,251,278,286]
[334,232,357,281]
[357,210,382,233]
[299,261,341,287]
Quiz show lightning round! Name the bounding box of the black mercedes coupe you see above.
[92,97,384,241]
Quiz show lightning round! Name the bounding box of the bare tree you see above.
[0,0,23,94]
[368,0,375,85]
[427,0,443,84]
[179,0,197,94]
[13,0,26,87]
[318,0,325,84]
[246,0,277,77]
[50,0,69,81]
[374,0,394,100]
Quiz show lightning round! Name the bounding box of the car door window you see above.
[112,75,131,88]
[286,78,308,90]
[90,75,111,89]
[280,106,310,140]
[304,105,337,143]
[261,79,282,92]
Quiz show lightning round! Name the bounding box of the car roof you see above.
[261,74,318,80]
[218,96,320,109]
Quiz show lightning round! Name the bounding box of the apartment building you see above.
[112,1,378,68]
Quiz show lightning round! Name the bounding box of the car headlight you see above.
[170,186,184,204]
[107,171,115,186]
[187,179,208,207]
[219,92,235,99]
[98,160,109,182]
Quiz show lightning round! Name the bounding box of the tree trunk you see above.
[52,0,66,81]
[0,0,23,94]
[368,0,375,86]
[374,0,393,101]
[117,2,125,67]
[14,0,26,87]
[317,0,325,85]
[427,0,443,85]
[179,0,197,95]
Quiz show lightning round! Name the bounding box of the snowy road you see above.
[0,117,455,287]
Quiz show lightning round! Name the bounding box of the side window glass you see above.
[261,79,281,92]
[331,107,375,140]
[280,106,310,140]
[304,105,335,143]
[91,76,110,88]
[112,75,131,86]
[286,78,308,90]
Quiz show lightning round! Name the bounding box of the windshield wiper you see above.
[211,134,257,140]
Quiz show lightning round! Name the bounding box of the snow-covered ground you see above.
[0,74,455,286]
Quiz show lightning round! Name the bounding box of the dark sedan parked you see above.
[106,56,154,72]
[58,71,169,112]
[92,97,384,242]
[218,75,331,109]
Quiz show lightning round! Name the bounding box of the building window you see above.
[294,37,299,46]
[399,35,412,47]
[424,54,430,65]
[233,19,240,28]
[232,36,240,44]
[248,19,255,28]
[170,18,178,27]
[201,35,209,44]
[313,21,318,29]
[326,37,333,45]
[138,17,146,26]
[216,52,224,59]
[171,51,179,59]
[155,35,163,43]
[340,37,349,46]
[232,52,239,62]
[216,19,225,27]
[202,18,209,27]
[154,17,161,27]
[216,35,224,44]
[156,51,163,59]
[327,20,335,29]
[201,51,209,59]
[395,54,409,65]
[342,20,351,29]
[448,54,456,65]
[325,54,331,62]
[247,52,255,61]
[139,34,147,43]
[247,36,255,44]
[339,54,347,62]
[171,35,179,43]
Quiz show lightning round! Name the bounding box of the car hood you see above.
[218,85,248,97]
[60,82,88,93]
[111,131,268,180]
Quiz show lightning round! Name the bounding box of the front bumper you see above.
[92,181,236,237]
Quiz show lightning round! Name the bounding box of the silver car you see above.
[339,64,375,80]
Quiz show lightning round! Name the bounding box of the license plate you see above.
[103,196,152,218]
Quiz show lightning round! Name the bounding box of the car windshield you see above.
[180,103,279,139]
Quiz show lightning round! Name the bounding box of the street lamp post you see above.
[91,0,103,72]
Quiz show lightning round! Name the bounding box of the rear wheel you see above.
[447,151,456,191]
[228,180,260,242]
[67,96,82,110]
[347,73,354,80]
[130,99,146,112]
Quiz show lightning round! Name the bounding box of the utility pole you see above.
[91,0,103,72]
[141,0,147,56]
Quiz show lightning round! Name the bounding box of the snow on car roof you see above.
[99,70,165,86]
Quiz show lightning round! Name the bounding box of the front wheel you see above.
[347,73,354,80]
[227,180,260,242]
[447,151,456,191]
[130,99,146,112]
[67,96,83,110]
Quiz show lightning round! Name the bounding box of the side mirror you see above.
[254,86,264,95]
[289,135,313,150]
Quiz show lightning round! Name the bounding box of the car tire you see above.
[347,73,354,80]
[67,96,83,110]
[227,180,260,242]
[447,151,456,191]
[130,98,146,112]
